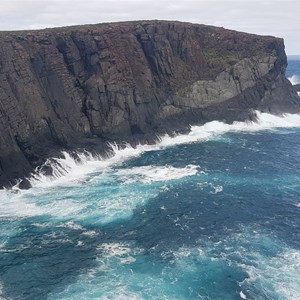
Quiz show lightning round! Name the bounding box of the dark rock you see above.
[0,20,299,187]
[39,165,54,177]
[293,84,300,92]
[18,178,32,190]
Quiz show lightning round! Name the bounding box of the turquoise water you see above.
[0,61,300,300]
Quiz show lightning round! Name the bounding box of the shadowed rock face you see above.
[294,84,300,92]
[0,20,299,187]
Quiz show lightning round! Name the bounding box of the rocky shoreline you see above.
[293,84,300,92]
[0,20,299,188]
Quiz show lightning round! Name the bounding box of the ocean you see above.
[0,58,300,300]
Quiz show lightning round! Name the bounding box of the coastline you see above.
[5,111,300,191]
[0,20,299,188]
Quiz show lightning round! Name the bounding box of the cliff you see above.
[0,20,299,188]
[294,84,300,92]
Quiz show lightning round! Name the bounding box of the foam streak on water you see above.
[0,111,299,221]
[3,111,299,191]
[0,109,300,300]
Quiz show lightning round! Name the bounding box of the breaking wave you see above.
[1,111,300,192]
[288,75,300,96]
[1,110,299,222]
[288,74,300,85]
[1,107,300,299]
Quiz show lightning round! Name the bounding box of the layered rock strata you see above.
[0,20,299,187]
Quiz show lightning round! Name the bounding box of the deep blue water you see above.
[0,60,300,300]
[287,56,300,78]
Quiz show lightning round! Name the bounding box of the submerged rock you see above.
[0,20,299,187]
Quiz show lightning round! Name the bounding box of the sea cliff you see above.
[0,20,299,187]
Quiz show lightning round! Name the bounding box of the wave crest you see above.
[288,75,300,85]
[3,111,300,190]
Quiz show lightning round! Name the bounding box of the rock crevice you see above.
[0,20,299,187]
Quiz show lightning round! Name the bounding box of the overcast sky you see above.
[0,0,299,54]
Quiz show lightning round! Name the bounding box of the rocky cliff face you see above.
[0,20,299,187]
[294,84,300,92]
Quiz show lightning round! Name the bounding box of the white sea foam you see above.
[47,242,174,300]
[0,190,43,218]
[0,282,7,300]
[0,111,300,220]
[97,242,133,257]
[212,185,223,194]
[227,230,300,300]
[81,230,99,237]
[156,111,300,149]
[46,229,300,300]
[116,165,199,184]
[98,287,143,300]
[0,167,167,221]
[28,149,132,188]
[96,242,142,266]
[288,75,300,85]
[17,111,300,189]
[288,74,300,97]
[56,221,84,230]
[168,228,300,300]
[1,111,299,299]
[241,248,300,300]
[0,186,89,218]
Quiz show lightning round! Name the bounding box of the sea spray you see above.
[288,74,300,85]
[2,111,299,219]
[288,75,300,96]
[20,111,300,188]
[1,113,300,299]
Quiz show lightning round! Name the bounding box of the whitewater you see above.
[3,111,300,191]
[0,59,300,300]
